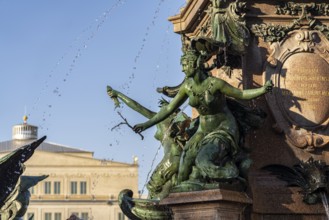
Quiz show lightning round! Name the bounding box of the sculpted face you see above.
[181,58,196,77]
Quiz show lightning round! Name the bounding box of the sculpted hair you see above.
[180,49,199,64]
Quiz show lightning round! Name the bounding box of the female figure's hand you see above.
[264,80,273,93]
[107,85,118,98]
[107,85,120,108]
[133,123,147,134]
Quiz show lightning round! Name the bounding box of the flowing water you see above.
[139,142,162,198]
[320,191,329,219]
[30,0,126,131]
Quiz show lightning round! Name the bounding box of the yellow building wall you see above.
[0,150,138,220]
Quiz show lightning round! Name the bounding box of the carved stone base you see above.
[160,189,252,220]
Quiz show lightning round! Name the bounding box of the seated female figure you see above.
[134,48,272,191]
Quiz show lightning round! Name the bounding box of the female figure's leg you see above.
[195,140,239,180]
[177,132,205,184]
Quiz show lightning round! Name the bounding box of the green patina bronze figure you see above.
[107,86,195,200]
[108,87,200,220]
[3,175,49,220]
[113,12,271,215]
[209,0,228,44]
[0,136,48,220]
[133,48,272,192]
[208,0,249,54]
[114,45,271,220]
[191,0,250,76]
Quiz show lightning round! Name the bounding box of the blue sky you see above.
[0,0,188,193]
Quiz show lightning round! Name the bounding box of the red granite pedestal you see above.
[250,171,327,220]
[160,189,252,220]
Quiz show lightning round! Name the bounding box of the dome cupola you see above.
[12,115,38,140]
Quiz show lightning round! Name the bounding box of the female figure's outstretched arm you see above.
[133,87,189,133]
[215,79,273,100]
[107,86,155,119]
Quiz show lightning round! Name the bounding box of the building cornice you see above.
[168,0,209,35]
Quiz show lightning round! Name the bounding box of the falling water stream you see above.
[121,0,168,95]
[30,0,126,131]
[105,0,188,196]
[139,142,162,198]
[320,192,329,219]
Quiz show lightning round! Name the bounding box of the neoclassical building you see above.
[0,116,138,220]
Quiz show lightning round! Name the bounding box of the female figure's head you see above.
[180,49,200,78]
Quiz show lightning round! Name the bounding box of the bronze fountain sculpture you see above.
[0,136,48,220]
[106,1,274,218]
[107,0,329,218]
[108,42,272,219]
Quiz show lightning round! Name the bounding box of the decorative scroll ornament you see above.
[251,24,295,43]
[275,2,329,17]
[252,2,329,43]
[265,29,329,152]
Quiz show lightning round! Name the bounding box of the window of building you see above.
[27,213,34,220]
[80,181,87,194]
[54,212,62,220]
[118,212,125,220]
[70,181,77,194]
[81,212,88,220]
[44,181,51,194]
[45,212,52,220]
[54,181,61,194]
